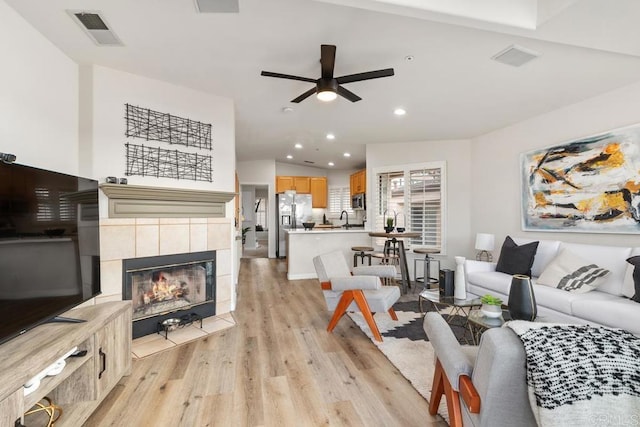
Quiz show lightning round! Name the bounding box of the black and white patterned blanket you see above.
[506,321,640,427]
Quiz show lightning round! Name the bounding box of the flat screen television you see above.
[0,161,101,345]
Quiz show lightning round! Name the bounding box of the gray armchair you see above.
[423,312,536,427]
[313,251,400,341]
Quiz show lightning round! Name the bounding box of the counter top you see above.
[286,228,370,234]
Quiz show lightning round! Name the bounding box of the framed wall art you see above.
[521,123,640,233]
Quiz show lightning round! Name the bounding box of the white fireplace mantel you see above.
[100,184,236,218]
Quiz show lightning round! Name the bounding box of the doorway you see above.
[241,185,269,258]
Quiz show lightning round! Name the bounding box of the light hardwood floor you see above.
[86,258,445,426]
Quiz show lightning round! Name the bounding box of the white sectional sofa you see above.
[464,237,640,335]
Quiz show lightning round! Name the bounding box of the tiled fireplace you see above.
[95,185,236,330]
[123,251,216,338]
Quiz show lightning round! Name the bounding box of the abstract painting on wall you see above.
[521,124,640,233]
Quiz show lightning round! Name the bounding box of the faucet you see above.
[340,210,349,228]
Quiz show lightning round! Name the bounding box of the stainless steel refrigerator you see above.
[276,192,313,258]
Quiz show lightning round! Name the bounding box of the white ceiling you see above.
[6,0,640,170]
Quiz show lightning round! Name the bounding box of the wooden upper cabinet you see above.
[310,177,327,208]
[276,176,294,193]
[276,176,312,193]
[350,169,366,196]
[293,176,311,193]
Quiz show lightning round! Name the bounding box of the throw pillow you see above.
[625,256,640,303]
[495,236,539,276]
[537,249,610,293]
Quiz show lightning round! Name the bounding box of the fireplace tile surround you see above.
[95,217,233,317]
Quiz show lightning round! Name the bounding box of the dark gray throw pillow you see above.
[495,236,539,277]
[626,256,640,303]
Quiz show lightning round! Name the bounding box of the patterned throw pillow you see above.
[537,248,610,293]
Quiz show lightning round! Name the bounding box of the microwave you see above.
[351,193,366,210]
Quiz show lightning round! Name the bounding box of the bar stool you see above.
[371,252,399,265]
[413,248,440,289]
[371,252,400,286]
[351,246,374,267]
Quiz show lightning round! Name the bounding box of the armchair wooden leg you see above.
[429,358,463,426]
[352,290,383,342]
[443,371,463,427]
[388,307,398,320]
[429,359,445,415]
[327,291,355,333]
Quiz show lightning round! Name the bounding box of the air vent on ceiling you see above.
[68,11,123,46]
[491,44,539,67]
[195,0,239,13]
[304,160,315,164]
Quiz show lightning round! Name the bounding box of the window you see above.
[255,198,267,229]
[374,162,445,251]
[36,188,76,222]
[328,186,353,217]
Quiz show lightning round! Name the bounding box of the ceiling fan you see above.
[261,44,394,103]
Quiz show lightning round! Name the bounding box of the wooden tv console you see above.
[0,301,132,426]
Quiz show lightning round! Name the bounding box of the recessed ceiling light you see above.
[326,133,335,140]
[343,152,351,157]
[328,162,335,166]
[394,108,406,116]
[294,143,303,149]
[282,106,294,113]
[405,55,414,61]
[286,155,293,159]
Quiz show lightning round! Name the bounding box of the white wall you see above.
[241,186,258,249]
[367,139,472,269]
[327,168,358,187]
[471,79,640,253]
[84,65,235,192]
[0,2,79,174]
[237,160,277,258]
[276,162,327,177]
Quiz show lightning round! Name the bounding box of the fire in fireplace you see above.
[123,251,216,338]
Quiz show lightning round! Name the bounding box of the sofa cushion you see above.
[495,236,538,276]
[537,249,610,293]
[571,295,640,335]
[513,238,561,278]
[559,242,631,296]
[530,282,579,314]
[623,248,640,298]
[467,271,512,296]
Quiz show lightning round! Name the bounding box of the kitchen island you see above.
[286,228,373,280]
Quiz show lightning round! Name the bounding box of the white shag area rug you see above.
[348,304,453,423]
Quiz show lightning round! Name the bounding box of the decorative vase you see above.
[384,226,394,233]
[481,304,502,318]
[454,256,466,299]
[508,274,537,321]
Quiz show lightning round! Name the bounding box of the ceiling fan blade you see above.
[291,87,317,103]
[320,45,336,79]
[336,68,395,84]
[337,85,362,102]
[261,71,316,84]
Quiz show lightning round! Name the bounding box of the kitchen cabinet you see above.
[350,169,366,196]
[294,177,311,193]
[310,177,327,208]
[276,176,294,193]
[276,176,311,193]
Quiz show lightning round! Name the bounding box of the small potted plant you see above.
[480,294,503,318]
[242,226,251,245]
[385,217,395,233]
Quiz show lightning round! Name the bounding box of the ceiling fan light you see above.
[317,90,337,102]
